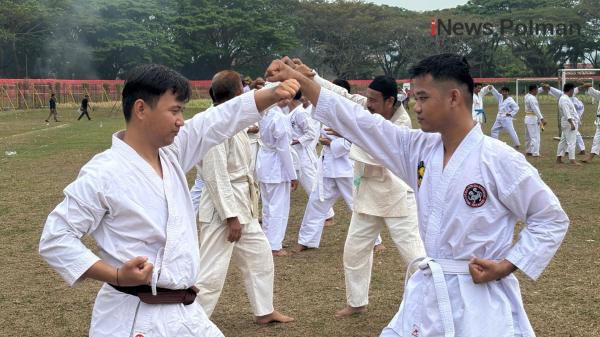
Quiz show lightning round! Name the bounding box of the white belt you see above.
[405,257,471,337]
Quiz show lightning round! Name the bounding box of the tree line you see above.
[0,0,598,80]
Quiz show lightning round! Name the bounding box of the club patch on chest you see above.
[463,183,487,208]
[417,161,425,188]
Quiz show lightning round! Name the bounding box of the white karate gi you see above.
[586,87,600,155]
[312,88,569,337]
[196,130,274,317]
[490,87,520,146]
[297,124,354,248]
[557,94,578,160]
[288,105,319,194]
[39,91,262,337]
[472,86,490,123]
[523,93,544,156]
[256,106,297,251]
[572,96,586,152]
[190,173,204,214]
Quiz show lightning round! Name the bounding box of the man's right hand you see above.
[226,217,242,242]
[119,256,154,286]
[265,60,300,84]
[319,136,331,146]
[247,125,259,134]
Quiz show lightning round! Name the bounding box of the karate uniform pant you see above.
[524,122,541,156]
[260,182,291,251]
[298,159,335,220]
[491,117,520,146]
[576,130,586,152]
[591,124,600,155]
[343,192,425,307]
[557,124,577,160]
[196,218,274,317]
[298,177,353,248]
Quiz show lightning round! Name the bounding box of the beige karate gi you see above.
[344,106,425,308]
[196,130,275,317]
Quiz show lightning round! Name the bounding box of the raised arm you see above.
[490,86,503,102]
[313,73,367,107]
[173,80,300,172]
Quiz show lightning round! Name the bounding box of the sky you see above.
[368,0,469,11]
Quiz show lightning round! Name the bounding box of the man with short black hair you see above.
[490,86,520,149]
[39,64,299,336]
[556,83,580,165]
[77,94,92,120]
[523,84,546,156]
[265,54,568,337]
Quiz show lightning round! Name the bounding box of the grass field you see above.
[1,96,599,337]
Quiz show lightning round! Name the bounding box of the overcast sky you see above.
[368,0,469,11]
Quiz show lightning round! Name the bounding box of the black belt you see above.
[109,283,198,305]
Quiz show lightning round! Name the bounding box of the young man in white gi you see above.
[523,84,547,157]
[295,79,354,251]
[266,54,569,337]
[556,83,581,165]
[39,64,299,337]
[541,84,586,156]
[472,83,490,124]
[256,100,299,256]
[582,83,600,162]
[195,70,293,324]
[490,86,521,149]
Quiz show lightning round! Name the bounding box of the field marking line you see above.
[0,123,71,141]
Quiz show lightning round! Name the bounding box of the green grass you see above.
[0,98,599,336]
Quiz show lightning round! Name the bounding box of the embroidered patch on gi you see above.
[411,324,420,337]
[417,161,425,188]
[135,334,145,337]
[463,183,487,208]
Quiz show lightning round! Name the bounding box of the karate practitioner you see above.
[295,79,354,251]
[195,70,293,324]
[582,83,600,163]
[265,54,569,337]
[556,83,581,165]
[308,73,425,318]
[472,83,490,124]
[541,84,586,155]
[523,84,546,157]
[490,86,521,149]
[256,99,299,256]
[39,64,300,337]
[287,91,319,194]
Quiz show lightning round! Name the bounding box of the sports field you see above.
[0,98,599,336]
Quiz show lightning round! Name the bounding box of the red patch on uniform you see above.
[463,183,487,208]
[411,324,420,336]
[135,334,144,337]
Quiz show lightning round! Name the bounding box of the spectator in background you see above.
[45,93,60,122]
[77,94,92,121]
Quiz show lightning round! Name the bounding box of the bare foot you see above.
[582,155,593,163]
[556,157,563,164]
[579,150,586,155]
[272,249,290,257]
[324,217,335,227]
[569,160,582,166]
[256,310,295,324]
[373,244,386,253]
[335,305,367,318]
[294,243,310,252]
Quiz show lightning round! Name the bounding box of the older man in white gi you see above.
[39,64,300,337]
[257,101,299,256]
[195,70,293,324]
[266,54,569,337]
[582,83,600,162]
[490,85,521,149]
[523,84,546,157]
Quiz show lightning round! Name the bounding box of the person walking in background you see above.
[45,93,60,122]
[78,94,92,120]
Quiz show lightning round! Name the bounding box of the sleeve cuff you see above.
[65,252,101,287]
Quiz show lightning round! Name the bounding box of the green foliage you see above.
[0,0,597,79]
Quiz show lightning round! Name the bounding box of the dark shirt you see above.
[81,98,89,109]
[49,97,56,109]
